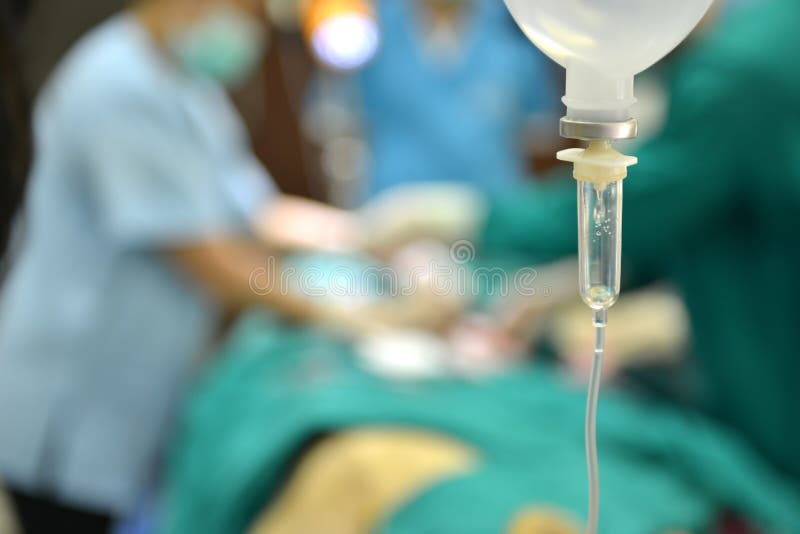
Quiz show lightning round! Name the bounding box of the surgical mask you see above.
[169,6,269,87]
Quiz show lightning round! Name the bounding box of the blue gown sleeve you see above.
[76,94,273,247]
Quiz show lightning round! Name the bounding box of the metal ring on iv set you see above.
[559,117,639,141]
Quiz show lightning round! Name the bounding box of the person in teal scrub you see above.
[478,0,800,482]
[357,0,560,198]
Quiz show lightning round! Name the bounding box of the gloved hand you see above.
[252,195,365,254]
[312,287,464,338]
[279,240,467,335]
[359,183,487,257]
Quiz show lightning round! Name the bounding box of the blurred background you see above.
[1,0,798,533]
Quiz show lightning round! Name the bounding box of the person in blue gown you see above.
[357,0,560,198]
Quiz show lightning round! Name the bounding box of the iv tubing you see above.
[586,307,607,534]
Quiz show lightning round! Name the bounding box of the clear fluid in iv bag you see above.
[502,0,714,80]
[578,180,622,310]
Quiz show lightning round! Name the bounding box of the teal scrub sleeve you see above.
[478,176,577,264]
[78,98,255,246]
[619,59,749,262]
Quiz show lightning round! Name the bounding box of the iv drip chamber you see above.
[559,141,637,311]
[578,179,621,310]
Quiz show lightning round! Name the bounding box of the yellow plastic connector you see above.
[557,140,638,185]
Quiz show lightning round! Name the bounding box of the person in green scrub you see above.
[477,0,800,481]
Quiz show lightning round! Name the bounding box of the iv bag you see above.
[504,0,714,120]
